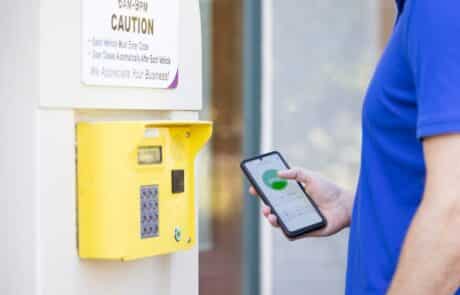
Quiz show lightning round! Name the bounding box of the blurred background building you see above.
[197,0,395,294]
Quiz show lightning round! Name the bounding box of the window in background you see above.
[267,0,380,294]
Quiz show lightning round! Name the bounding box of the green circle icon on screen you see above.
[262,169,288,190]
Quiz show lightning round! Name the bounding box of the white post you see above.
[1,1,204,294]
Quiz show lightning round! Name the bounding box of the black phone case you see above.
[240,151,327,239]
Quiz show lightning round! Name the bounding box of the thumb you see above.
[278,168,311,184]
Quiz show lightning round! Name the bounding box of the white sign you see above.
[81,0,179,89]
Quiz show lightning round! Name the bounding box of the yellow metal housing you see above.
[76,121,212,260]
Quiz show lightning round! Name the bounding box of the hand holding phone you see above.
[241,151,327,238]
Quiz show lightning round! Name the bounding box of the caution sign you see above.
[81,0,179,89]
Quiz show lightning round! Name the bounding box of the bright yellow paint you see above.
[76,121,212,261]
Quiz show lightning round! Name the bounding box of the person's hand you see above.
[249,168,353,238]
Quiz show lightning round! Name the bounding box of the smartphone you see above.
[240,151,327,238]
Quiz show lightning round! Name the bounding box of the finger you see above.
[278,168,311,184]
[267,214,280,227]
[249,186,259,196]
[262,205,271,217]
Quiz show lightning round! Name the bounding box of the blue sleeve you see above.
[408,0,460,139]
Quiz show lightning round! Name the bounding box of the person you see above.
[250,0,460,294]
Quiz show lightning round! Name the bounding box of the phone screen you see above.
[243,153,323,232]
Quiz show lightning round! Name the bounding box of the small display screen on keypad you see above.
[138,146,162,165]
[140,185,159,239]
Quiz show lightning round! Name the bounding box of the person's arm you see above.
[388,134,460,294]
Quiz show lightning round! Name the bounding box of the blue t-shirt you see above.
[346,0,460,294]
